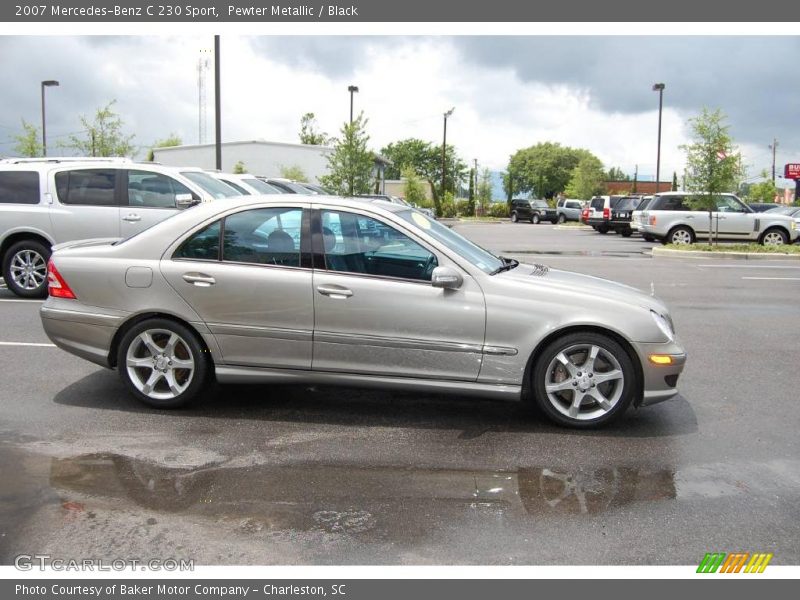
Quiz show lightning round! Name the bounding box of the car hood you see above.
[499,262,670,314]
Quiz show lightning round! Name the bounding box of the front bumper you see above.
[630,338,687,406]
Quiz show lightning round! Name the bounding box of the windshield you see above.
[395,209,504,274]
[242,178,282,194]
[181,172,242,199]
[532,200,549,208]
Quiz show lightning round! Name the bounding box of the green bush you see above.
[455,198,472,216]
[488,202,509,218]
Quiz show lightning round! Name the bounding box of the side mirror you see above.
[176,193,199,208]
[431,265,463,290]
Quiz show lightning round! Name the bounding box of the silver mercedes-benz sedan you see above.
[40,196,686,428]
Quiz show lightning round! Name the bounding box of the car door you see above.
[713,195,756,240]
[121,169,196,236]
[311,207,486,381]
[160,205,314,369]
[49,167,121,242]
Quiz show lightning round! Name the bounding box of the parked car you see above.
[357,194,437,219]
[631,196,655,240]
[259,177,318,194]
[556,199,585,223]
[580,206,591,224]
[510,198,557,224]
[0,158,228,298]
[586,196,640,234]
[605,197,642,237]
[296,182,330,195]
[638,192,798,245]
[765,205,800,240]
[747,202,780,213]
[208,172,284,195]
[40,196,686,428]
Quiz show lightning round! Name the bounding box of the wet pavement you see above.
[0,224,799,564]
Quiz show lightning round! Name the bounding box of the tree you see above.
[280,165,307,181]
[145,133,181,161]
[233,161,247,174]
[320,112,374,196]
[746,170,778,204]
[606,166,630,181]
[672,171,679,191]
[66,100,135,157]
[12,119,42,157]
[507,142,601,199]
[680,108,745,244]
[477,168,493,212]
[402,166,427,206]
[564,155,606,200]
[380,138,467,214]
[467,167,475,215]
[299,112,329,146]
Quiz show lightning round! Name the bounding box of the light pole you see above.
[40,80,59,157]
[652,83,665,193]
[214,35,221,171]
[348,85,359,124]
[441,107,454,202]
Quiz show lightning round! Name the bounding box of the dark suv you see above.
[586,195,640,234]
[510,198,557,224]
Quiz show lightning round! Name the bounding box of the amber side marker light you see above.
[649,354,674,365]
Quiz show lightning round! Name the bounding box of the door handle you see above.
[316,284,353,299]
[182,273,216,287]
[122,214,142,222]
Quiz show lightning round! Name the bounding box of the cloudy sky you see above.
[0,35,797,185]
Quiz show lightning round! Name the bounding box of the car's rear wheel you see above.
[532,331,636,428]
[666,226,695,245]
[759,228,788,246]
[643,234,655,242]
[557,214,566,224]
[597,226,609,234]
[2,240,51,298]
[117,319,211,409]
[532,213,541,224]
[510,211,519,223]
[621,229,632,237]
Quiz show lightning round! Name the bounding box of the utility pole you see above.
[770,138,779,183]
[652,83,665,193]
[214,35,222,171]
[348,85,359,124]
[441,107,454,202]
[633,164,638,194]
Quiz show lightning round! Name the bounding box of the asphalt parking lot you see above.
[0,223,798,565]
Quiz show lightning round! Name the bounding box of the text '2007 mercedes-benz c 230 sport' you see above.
[40,196,686,428]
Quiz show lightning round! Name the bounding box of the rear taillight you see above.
[649,215,657,226]
[47,259,76,299]
[603,207,610,219]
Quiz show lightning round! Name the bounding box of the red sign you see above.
[785,163,800,179]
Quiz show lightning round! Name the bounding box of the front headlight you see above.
[650,310,674,342]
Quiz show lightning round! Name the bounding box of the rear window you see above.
[0,171,40,204]
[55,169,117,206]
[617,198,640,210]
[590,198,605,210]
[651,196,688,211]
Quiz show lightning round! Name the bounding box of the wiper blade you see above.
[490,256,519,275]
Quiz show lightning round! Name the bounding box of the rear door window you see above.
[590,198,605,210]
[0,171,40,204]
[55,169,117,206]
[653,196,688,211]
[223,207,302,267]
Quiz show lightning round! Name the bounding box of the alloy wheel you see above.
[762,230,786,246]
[543,343,625,421]
[125,329,196,400]
[670,228,693,245]
[9,249,47,291]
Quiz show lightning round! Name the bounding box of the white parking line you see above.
[698,264,800,269]
[0,341,56,347]
[0,299,45,303]
[741,277,800,281]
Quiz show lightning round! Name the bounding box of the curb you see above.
[556,224,592,230]
[651,247,800,261]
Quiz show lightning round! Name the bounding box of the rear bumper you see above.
[630,338,687,407]
[40,300,127,368]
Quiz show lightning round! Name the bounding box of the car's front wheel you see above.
[117,319,211,409]
[759,228,789,246]
[2,239,51,298]
[510,211,519,223]
[532,332,636,428]
[532,213,541,224]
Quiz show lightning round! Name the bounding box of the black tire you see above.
[597,226,609,234]
[666,225,695,245]
[532,213,541,224]
[2,239,51,298]
[643,234,655,242]
[759,227,789,246]
[510,212,519,223]
[117,318,212,409]
[557,214,566,224]
[621,229,632,238]
[532,331,637,428]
